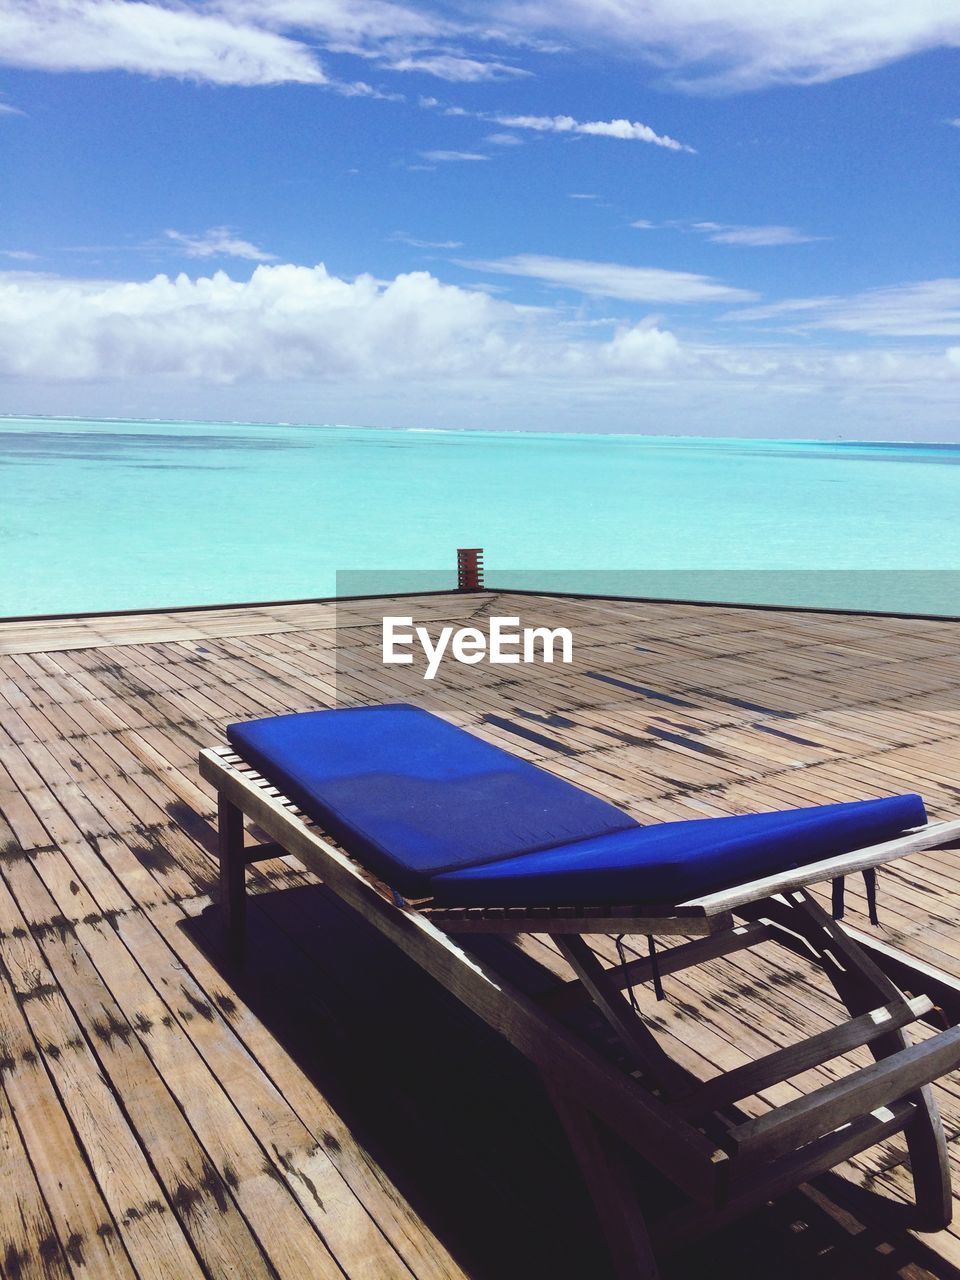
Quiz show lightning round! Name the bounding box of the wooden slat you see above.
[0,1086,70,1280]
[422,907,718,936]
[679,995,933,1119]
[730,1025,960,1163]
[681,819,960,916]
[545,922,773,1013]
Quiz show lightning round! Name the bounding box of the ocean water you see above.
[1,416,959,618]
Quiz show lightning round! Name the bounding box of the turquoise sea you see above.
[1,416,959,618]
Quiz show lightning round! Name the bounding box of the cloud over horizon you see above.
[0,263,683,382]
[2,262,958,405]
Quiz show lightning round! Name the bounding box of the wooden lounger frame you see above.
[200,744,960,1280]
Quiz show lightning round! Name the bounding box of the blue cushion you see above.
[227,704,926,905]
[429,794,927,906]
[226,704,637,895]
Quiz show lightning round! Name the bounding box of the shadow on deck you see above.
[184,884,960,1280]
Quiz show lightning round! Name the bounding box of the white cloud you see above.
[219,0,528,83]
[0,248,37,260]
[420,149,489,162]
[490,112,693,151]
[728,279,960,336]
[0,0,327,85]
[390,232,463,248]
[601,323,681,371]
[632,218,821,244]
[464,254,757,303]
[0,263,685,382]
[421,99,693,152]
[692,221,821,246]
[221,0,445,48]
[569,192,599,200]
[164,227,278,262]
[0,100,23,115]
[384,53,528,81]
[492,1,960,93]
[484,131,522,145]
[332,77,403,99]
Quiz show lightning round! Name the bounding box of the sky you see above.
[1,1,960,438]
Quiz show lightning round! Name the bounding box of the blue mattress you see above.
[227,704,926,906]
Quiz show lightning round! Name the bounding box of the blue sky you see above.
[2,1,960,438]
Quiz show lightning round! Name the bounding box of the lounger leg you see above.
[555,936,689,1096]
[218,792,247,951]
[902,1085,952,1232]
[764,891,952,1232]
[543,1075,660,1280]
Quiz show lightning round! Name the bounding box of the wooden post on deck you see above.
[457,547,484,592]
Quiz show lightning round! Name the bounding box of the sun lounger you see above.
[200,703,960,1279]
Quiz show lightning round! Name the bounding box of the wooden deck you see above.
[1,590,960,1280]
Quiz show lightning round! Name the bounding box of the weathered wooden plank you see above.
[0,877,206,1280]
[0,1085,71,1280]
[679,995,933,1119]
